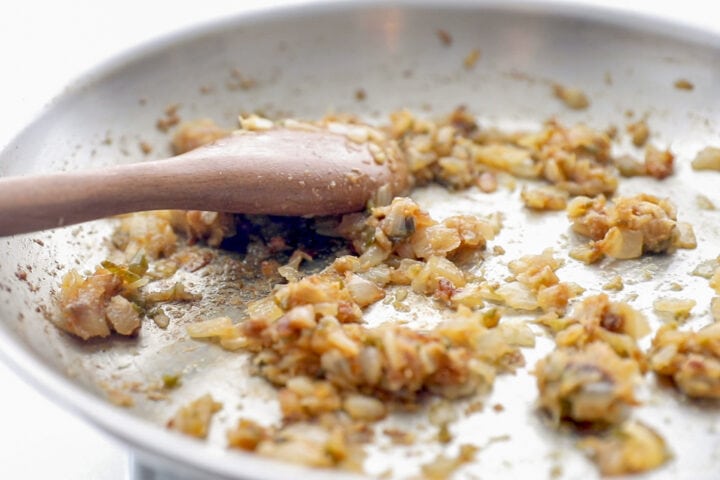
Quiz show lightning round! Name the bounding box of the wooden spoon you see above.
[0,127,409,236]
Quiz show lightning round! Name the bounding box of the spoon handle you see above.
[0,156,223,236]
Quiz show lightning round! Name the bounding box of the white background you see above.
[0,1,714,479]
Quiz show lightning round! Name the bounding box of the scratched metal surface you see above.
[1,2,720,479]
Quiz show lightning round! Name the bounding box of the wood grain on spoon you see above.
[0,127,409,236]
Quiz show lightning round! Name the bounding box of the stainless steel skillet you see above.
[1,2,720,479]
